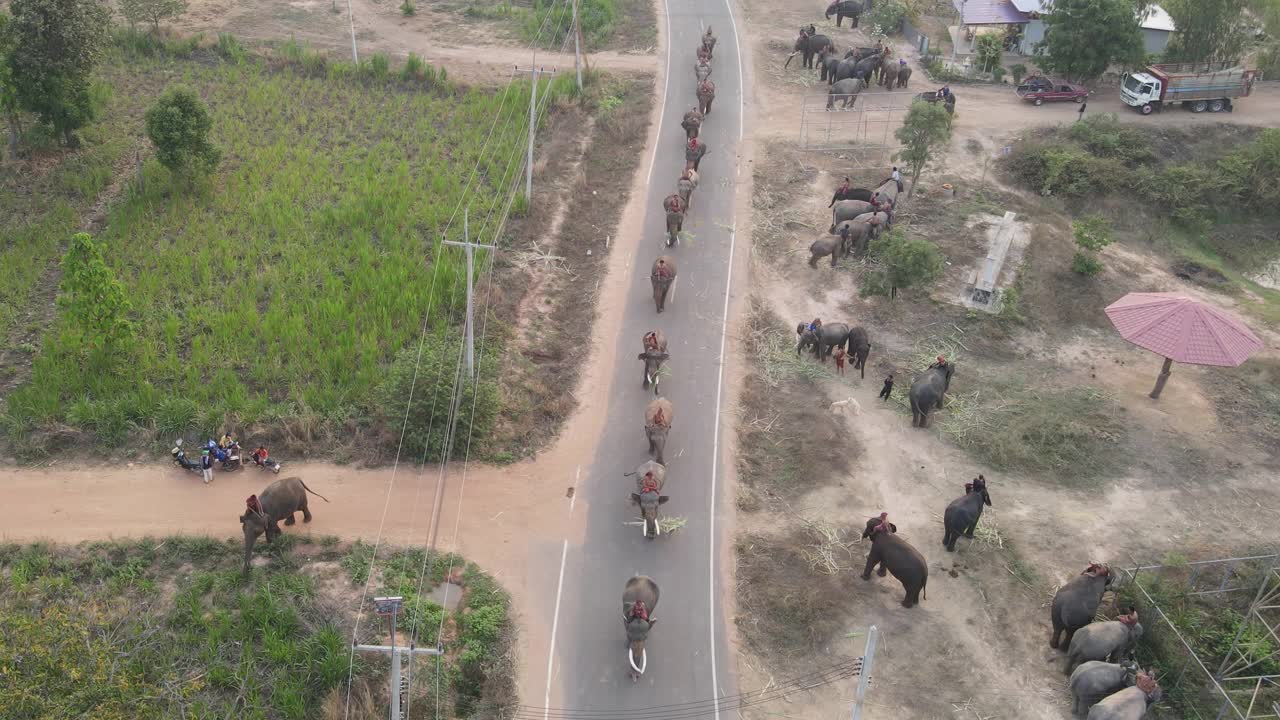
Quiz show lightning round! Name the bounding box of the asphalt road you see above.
[549,0,744,715]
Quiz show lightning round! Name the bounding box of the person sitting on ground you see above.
[828,177,852,208]
[252,445,270,467]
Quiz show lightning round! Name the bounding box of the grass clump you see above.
[522,0,616,49]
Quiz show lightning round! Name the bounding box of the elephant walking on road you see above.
[697,79,716,115]
[240,477,330,576]
[650,256,677,313]
[663,193,685,245]
[623,575,660,679]
[942,475,992,551]
[685,137,707,172]
[681,107,703,140]
[695,60,712,83]
[1052,563,1114,651]
[629,461,668,539]
[880,63,900,88]
[639,330,669,394]
[644,397,673,465]
[677,169,698,211]
[861,514,928,607]
[908,362,955,427]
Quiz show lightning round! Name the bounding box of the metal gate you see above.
[798,90,915,167]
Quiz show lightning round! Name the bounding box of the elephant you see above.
[638,330,668,394]
[239,476,330,576]
[1070,660,1139,716]
[850,210,891,237]
[629,460,669,539]
[879,63,900,88]
[785,33,832,69]
[796,321,851,360]
[825,0,869,27]
[663,193,684,244]
[650,255,677,313]
[622,575,660,679]
[830,186,874,205]
[875,176,900,205]
[852,53,882,84]
[677,169,698,210]
[644,397,673,465]
[1052,563,1114,650]
[1064,612,1144,675]
[828,57,862,85]
[847,325,871,377]
[685,139,707,173]
[809,235,842,268]
[835,219,875,257]
[701,27,716,59]
[896,65,913,88]
[681,107,703,140]
[695,60,712,83]
[826,77,864,110]
[1087,677,1162,720]
[908,362,955,427]
[830,199,873,232]
[697,79,716,114]
[861,514,928,608]
[816,48,841,82]
[942,475,992,551]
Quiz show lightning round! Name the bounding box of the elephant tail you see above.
[922,576,927,600]
[299,479,331,503]
[908,395,919,415]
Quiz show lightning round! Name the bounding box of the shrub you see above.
[216,32,247,63]
[1006,144,1131,197]
[1218,128,1280,213]
[1011,63,1027,84]
[992,64,1006,83]
[523,0,615,49]
[862,228,945,299]
[974,32,1002,75]
[868,0,910,34]
[1065,113,1155,165]
[119,0,188,32]
[400,0,415,14]
[57,233,135,355]
[1072,250,1104,275]
[144,86,221,176]
[1071,215,1112,274]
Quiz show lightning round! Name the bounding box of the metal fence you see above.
[797,91,913,167]
[901,18,930,55]
[1114,554,1280,719]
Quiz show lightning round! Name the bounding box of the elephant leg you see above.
[861,553,877,581]
[830,251,838,268]
[284,512,297,526]
[301,500,312,523]
[706,97,713,113]
[964,521,977,538]
[1061,627,1077,652]
[876,562,887,577]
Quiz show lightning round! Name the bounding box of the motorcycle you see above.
[250,448,282,474]
[206,437,243,471]
[171,439,202,473]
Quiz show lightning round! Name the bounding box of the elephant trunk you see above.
[242,526,259,576]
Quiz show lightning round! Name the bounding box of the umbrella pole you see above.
[1149,357,1174,399]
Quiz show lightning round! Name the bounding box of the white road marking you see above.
[642,0,673,190]
[570,465,580,513]
[543,538,569,720]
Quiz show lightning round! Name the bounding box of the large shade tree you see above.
[1036,0,1144,81]
[6,0,109,145]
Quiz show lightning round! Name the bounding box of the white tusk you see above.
[639,648,647,675]
[641,521,648,538]
[655,518,661,537]
[646,374,653,385]
[629,648,643,674]
[669,276,677,304]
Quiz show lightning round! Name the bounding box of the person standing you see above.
[1077,100,1087,122]
[879,372,895,400]
[891,166,903,193]
[200,448,213,485]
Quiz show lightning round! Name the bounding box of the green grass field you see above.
[0,537,514,719]
[2,41,575,457]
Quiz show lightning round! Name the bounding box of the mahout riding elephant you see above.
[847,325,871,377]
[623,575,660,679]
[663,193,685,244]
[1052,563,1114,650]
[809,235,842,268]
[908,362,955,427]
[825,0,869,27]
[826,77,864,110]
[644,397,673,464]
[697,44,711,65]
[830,199,873,231]
[239,476,330,576]
[861,514,928,608]
[875,176,900,204]
[852,53,882,84]
[1087,675,1161,720]
[695,60,712,83]
[836,219,874,257]
[896,65,913,87]
[629,462,669,539]
[650,255,677,313]
[1070,660,1139,717]
[677,169,698,210]
[702,26,716,59]
[796,321,851,360]
[681,107,703,140]
[1064,610,1144,675]
[697,79,716,114]
[942,475,992,551]
[685,137,707,172]
[639,330,669,394]
[786,32,832,69]
[830,186,873,205]
[850,211,890,238]
[880,63,900,88]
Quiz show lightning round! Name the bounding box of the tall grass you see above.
[522,0,616,49]
[2,51,571,453]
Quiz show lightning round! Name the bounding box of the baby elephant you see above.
[1069,660,1138,716]
[1065,609,1144,675]
[809,235,842,267]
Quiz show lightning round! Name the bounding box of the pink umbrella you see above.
[1104,292,1264,399]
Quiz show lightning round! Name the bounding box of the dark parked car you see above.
[1016,78,1089,105]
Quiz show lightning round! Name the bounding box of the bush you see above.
[1006,144,1131,197]
[868,0,910,34]
[119,0,188,32]
[1065,113,1155,165]
[862,228,945,299]
[523,0,615,49]
[1071,250,1104,275]
[145,86,221,176]
[1071,215,1112,274]
[992,64,1006,83]
[1218,128,1280,213]
[400,0,415,14]
[216,32,247,63]
[974,32,1002,74]
[1011,63,1027,84]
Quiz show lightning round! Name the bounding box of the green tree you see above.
[893,99,953,198]
[975,31,1003,74]
[6,0,109,146]
[0,15,22,156]
[57,233,135,353]
[862,228,945,300]
[118,0,188,32]
[145,86,221,177]
[1071,215,1112,275]
[1161,0,1249,62]
[1037,0,1144,81]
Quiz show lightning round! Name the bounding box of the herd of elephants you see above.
[223,7,1160,716]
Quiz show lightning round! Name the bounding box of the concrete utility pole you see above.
[573,0,583,91]
[850,625,878,720]
[513,66,542,201]
[355,597,443,720]
[952,0,967,61]
[442,207,496,378]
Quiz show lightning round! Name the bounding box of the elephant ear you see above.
[630,493,642,504]
[658,353,669,361]
[658,496,670,504]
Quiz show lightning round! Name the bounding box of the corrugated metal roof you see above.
[1140,4,1176,32]
[953,0,1029,25]
[1009,0,1044,13]
[1104,293,1263,366]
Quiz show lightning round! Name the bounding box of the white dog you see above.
[829,397,862,416]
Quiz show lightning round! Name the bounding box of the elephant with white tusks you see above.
[622,575,660,680]
[639,330,669,393]
[1064,608,1144,675]
[1087,673,1162,720]
[1070,660,1138,717]
[239,477,330,576]
[628,460,668,539]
